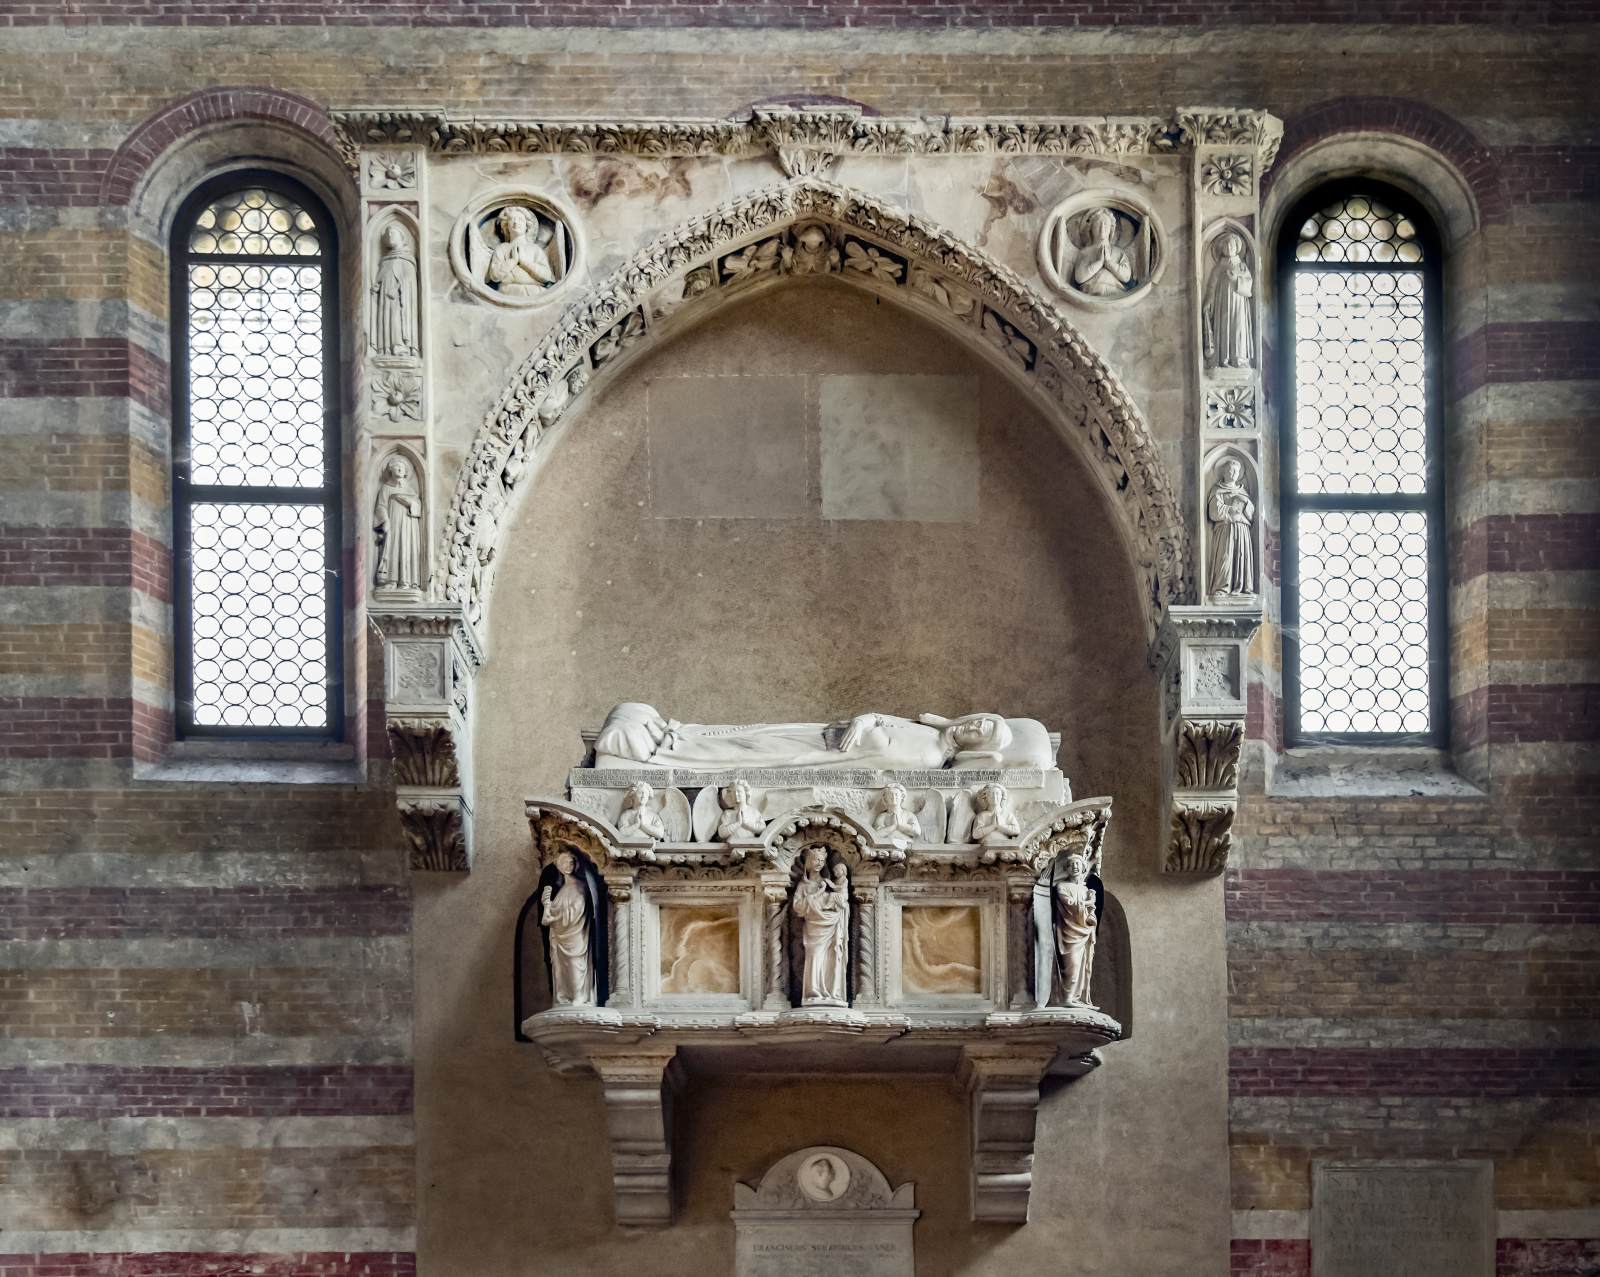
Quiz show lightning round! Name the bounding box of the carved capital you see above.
[385,717,461,787]
[1165,801,1235,875]
[399,796,470,872]
[1175,718,1243,792]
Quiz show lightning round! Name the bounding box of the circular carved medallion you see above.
[1037,192,1166,310]
[448,188,582,308]
[797,1151,851,1202]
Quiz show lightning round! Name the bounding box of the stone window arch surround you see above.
[440,178,1191,651]
[119,94,365,764]
[1260,116,1496,774]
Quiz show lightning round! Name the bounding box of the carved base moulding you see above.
[516,705,1127,1226]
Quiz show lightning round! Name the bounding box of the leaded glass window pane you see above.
[1280,182,1446,745]
[172,172,341,738]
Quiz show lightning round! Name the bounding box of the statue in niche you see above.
[1203,232,1255,370]
[715,778,765,841]
[592,702,1054,771]
[1207,458,1257,601]
[792,846,850,1007]
[1071,207,1135,298]
[537,847,605,1007]
[372,454,422,592]
[872,783,922,842]
[1052,853,1098,1007]
[370,223,419,359]
[971,782,1021,846]
[465,202,570,298]
[616,781,668,840]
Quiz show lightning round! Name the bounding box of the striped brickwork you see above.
[0,12,1594,1276]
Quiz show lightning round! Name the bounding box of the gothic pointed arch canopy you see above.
[433,178,1190,643]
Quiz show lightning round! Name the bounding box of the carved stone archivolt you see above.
[434,178,1191,644]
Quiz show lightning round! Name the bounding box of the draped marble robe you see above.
[1203,233,1255,369]
[1206,460,1257,600]
[538,851,600,1007]
[370,224,418,359]
[793,850,849,1007]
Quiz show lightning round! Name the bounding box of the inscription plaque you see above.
[732,1146,918,1277]
[1312,1161,1493,1277]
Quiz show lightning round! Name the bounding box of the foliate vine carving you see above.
[332,106,1281,165]
[1175,719,1243,791]
[1165,802,1234,875]
[399,798,469,872]
[386,718,461,787]
[433,179,1191,643]
[1013,801,1111,876]
[529,808,628,870]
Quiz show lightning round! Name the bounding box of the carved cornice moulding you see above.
[331,105,1283,168]
[437,178,1192,645]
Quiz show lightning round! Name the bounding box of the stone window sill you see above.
[134,738,365,786]
[1265,745,1485,799]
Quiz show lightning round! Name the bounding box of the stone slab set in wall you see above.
[1312,1161,1494,1277]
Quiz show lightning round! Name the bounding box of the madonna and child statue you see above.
[593,702,1055,772]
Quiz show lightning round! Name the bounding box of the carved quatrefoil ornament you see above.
[1037,191,1167,311]
[448,187,583,308]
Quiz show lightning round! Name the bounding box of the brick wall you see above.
[0,11,1595,1276]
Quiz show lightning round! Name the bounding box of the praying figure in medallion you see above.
[715,778,765,841]
[537,848,606,1008]
[1207,458,1257,601]
[873,783,922,844]
[370,223,419,359]
[467,203,570,299]
[616,781,668,841]
[792,846,850,1007]
[971,782,1022,846]
[1203,232,1255,370]
[372,454,423,593]
[1053,853,1098,1007]
[1071,207,1135,298]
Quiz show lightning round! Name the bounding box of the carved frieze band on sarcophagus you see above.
[513,704,1130,1226]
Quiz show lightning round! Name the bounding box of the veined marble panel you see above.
[658,904,741,995]
[900,906,982,995]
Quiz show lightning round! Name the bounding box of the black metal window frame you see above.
[1278,178,1449,748]
[170,169,344,740]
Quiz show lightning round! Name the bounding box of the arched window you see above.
[1278,182,1446,744]
[171,172,342,736]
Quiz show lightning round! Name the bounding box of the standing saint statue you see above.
[370,223,419,359]
[1071,208,1134,298]
[372,454,422,592]
[792,847,850,1007]
[1207,458,1257,601]
[1053,853,1098,1007]
[1203,232,1255,369]
[536,848,606,1008]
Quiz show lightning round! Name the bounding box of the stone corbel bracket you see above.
[1159,607,1259,875]
[373,603,482,872]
